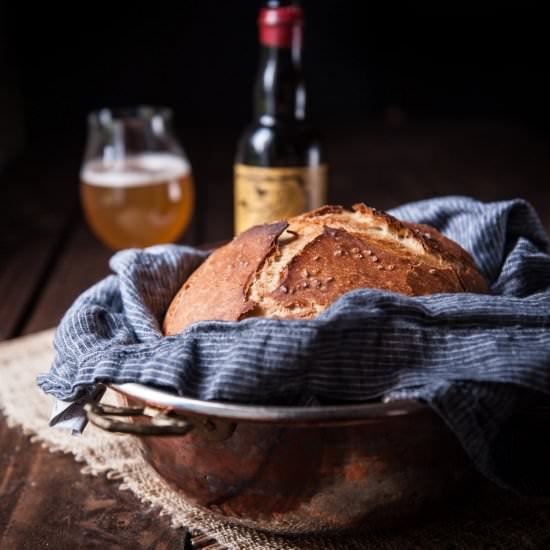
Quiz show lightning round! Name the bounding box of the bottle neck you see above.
[254,5,305,125]
[254,45,305,125]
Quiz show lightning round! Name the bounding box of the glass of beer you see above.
[80,107,194,250]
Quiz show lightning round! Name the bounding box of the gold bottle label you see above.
[234,163,328,235]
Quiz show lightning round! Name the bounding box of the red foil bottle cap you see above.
[258,5,303,48]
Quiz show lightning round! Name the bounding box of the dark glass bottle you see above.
[234,1,328,234]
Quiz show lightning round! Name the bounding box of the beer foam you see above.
[81,153,191,188]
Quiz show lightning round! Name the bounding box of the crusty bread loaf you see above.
[163,204,489,335]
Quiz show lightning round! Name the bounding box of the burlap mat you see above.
[1,330,549,550]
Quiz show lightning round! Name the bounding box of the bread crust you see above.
[164,204,489,334]
[163,221,287,336]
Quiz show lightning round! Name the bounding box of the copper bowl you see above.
[86,383,472,535]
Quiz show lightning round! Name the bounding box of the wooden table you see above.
[1,123,550,548]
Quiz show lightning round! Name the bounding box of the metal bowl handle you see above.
[84,402,195,436]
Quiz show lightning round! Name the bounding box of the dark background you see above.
[1,1,548,162]
[1,1,550,251]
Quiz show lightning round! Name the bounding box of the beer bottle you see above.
[234,0,328,234]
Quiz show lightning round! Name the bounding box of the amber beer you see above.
[80,153,194,250]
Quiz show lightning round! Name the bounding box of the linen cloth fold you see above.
[38,196,550,495]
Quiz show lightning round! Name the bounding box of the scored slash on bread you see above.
[163,204,489,335]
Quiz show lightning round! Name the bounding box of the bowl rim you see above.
[110,382,427,423]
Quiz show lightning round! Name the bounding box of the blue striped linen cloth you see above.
[38,196,550,495]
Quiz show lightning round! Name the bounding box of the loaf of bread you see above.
[163,204,489,335]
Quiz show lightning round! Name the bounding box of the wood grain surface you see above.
[1,124,550,549]
[0,156,77,340]
[0,417,189,549]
